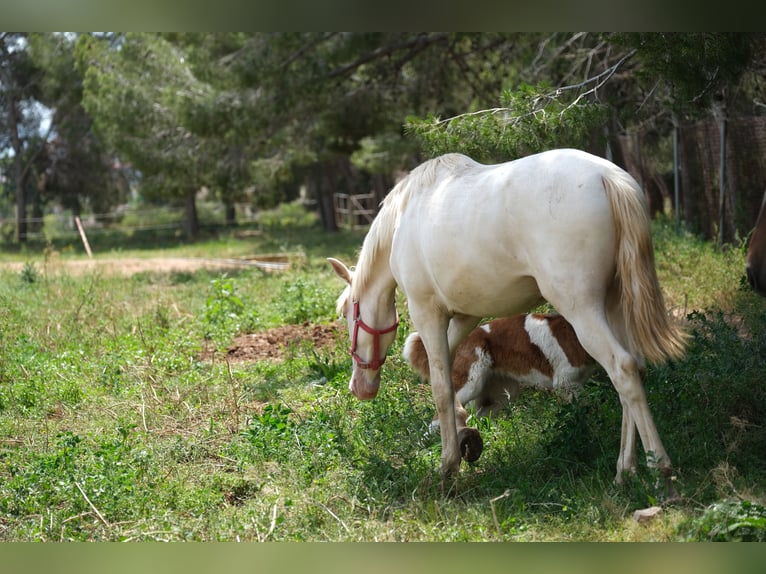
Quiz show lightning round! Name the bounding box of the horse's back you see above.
[396,148,627,242]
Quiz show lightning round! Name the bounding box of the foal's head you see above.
[328,257,399,400]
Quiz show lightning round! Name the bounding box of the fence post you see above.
[74,216,93,259]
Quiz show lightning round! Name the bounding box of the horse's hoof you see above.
[458,427,483,462]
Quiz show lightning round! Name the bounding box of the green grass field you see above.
[1,206,765,541]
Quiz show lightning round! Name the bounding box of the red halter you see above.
[350,300,399,370]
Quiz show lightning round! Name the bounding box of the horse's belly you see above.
[435,271,543,316]
[392,210,545,316]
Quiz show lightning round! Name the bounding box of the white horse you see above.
[329,148,686,491]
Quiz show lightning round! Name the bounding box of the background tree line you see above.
[2,32,765,243]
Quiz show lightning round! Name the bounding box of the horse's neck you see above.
[365,254,397,307]
[352,202,400,317]
[353,245,397,322]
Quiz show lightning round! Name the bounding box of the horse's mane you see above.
[350,153,476,300]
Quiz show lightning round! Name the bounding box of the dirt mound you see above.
[220,321,344,363]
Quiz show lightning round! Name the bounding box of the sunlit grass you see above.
[652,216,748,313]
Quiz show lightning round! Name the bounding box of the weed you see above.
[245,403,293,445]
[202,274,256,345]
[679,499,766,541]
[19,262,39,284]
[275,276,334,325]
[307,349,347,384]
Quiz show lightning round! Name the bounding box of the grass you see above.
[0,206,765,541]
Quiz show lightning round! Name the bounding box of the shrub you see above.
[679,499,766,541]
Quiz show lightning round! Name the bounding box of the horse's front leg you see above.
[447,314,483,462]
[414,312,485,491]
[410,311,463,483]
[431,342,464,482]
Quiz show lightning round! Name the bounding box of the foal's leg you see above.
[474,375,518,419]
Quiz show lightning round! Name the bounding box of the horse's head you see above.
[328,257,399,401]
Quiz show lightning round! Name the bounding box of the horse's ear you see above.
[327,257,353,285]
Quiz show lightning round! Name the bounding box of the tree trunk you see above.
[616,131,667,217]
[225,202,236,226]
[6,94,26,242]
[679,120,718,239]
[718,108,727,245]
[672,116,680,224]
[315,163,339,233]
[183,190,200,239]
[13,160,27,243]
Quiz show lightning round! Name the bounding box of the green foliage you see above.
[27,34,126,216]
[0,428,155,531]
[679,499,766,541]
[651,215,747,310]
[259,202,319,229]
[19,262,39,284]
[615,33,754,118]
[275,276,335,325]
[646,308,766,497]
[406,82,608,162]
[246,403,293,440]
[350,132,419,174]
[202,274,254,344]
[75,33,220,212]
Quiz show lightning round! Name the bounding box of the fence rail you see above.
[0,203,261,242]
[333,192,377,229]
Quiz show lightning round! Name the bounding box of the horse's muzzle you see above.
[349,370,381,400]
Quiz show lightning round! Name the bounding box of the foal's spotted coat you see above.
[403,314,597,427]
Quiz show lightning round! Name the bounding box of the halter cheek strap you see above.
[351,300,399,371]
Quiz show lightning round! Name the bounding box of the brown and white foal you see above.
[403,313,597,429]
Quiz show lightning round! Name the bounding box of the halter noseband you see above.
[350,300,399,371]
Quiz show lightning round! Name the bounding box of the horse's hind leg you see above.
[564,311,673,483]
[617,396,638,482]
[447,314,481,356]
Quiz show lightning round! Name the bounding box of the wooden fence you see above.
[333,192,378,229]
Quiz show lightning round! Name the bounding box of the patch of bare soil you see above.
[0,255,291,276]
[203,321,344,363]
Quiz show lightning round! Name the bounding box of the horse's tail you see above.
[603,172,688,363]
[402,332,431,380]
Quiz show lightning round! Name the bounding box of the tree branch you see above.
[325,33,449,80]
[432,48,637,127]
